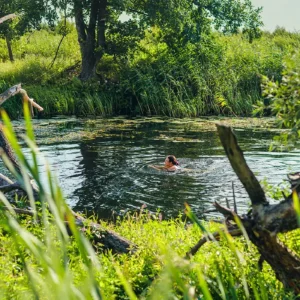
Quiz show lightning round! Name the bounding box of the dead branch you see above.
[226,197,230,209]
[213,201,235,219]
[232,182,237,213]
[1,206,35,217]
[0,14,17,24]
[0,84,43,113]
[71,211,136,253]
[0,84,22,105]
[0,173,13,185]
[20,89,44,112]
[0,182,24,193]
[186,227,242,257]
[216,124,267,210]
[214,123,300,294]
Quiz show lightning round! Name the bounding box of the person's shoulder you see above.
[167,166,179,172]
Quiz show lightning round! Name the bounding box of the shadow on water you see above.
[14,117,300,220]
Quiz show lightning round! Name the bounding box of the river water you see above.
[11,117,300,220]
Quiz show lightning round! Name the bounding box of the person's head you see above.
[164,155,179,167]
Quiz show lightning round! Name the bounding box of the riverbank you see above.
[0,210,295,299]
[1,26,300,118]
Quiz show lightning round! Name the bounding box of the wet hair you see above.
[167,155,179,166]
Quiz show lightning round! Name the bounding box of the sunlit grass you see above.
[1,28,300,117]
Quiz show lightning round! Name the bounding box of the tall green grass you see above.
[1,25,300,117]
[0,107,297,298]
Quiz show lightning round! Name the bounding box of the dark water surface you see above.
[15,117,300,220]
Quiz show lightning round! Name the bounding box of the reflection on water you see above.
[13,118,300,220]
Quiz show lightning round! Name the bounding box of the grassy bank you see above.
[2,210,298,299]
[1,26,300,118]
[4,202,300,300]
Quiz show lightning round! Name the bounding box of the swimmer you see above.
[149,155,180,172]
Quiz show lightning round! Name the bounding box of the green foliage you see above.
[0,109,294,297]
[0,107,102,298]
[0,107,293,298]
[260,51,300,149]
[2,23,300,117]
[126,0,262,50]
[260,178,290,201]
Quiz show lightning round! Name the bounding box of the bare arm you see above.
[149,165,166,171]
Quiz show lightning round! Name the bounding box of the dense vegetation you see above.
[0,25,299,118]
[2,1,300,298]
[2,210,299,299]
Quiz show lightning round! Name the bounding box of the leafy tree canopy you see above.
[2,0,263,79]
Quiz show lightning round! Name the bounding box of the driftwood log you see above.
[0,85,135,254]
[187,124,300,294]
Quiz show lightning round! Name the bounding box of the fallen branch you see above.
[0,84,22,105]
[20,89,44,112]
[0,84,43,112]
[0,182,25,193]
[213,201,235,219]
[72,211,136,254]
[186,227,242,257]
[216,124,268,210]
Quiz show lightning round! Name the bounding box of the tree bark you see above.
[5,35,14,62]
[74,0,107,80]
[248,229,300,293]
[95,0,107,66]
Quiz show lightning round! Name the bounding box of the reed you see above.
[1,26,300,117]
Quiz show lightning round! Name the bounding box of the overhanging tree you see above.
[49,0,263,80]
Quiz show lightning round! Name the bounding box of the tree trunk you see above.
[248,229,300,293]
[95,0,107,67]
[74,0,107,81]
[5,35,14,62]
[79,44,97,81]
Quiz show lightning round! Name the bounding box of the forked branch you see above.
[188,123,300,294]
[0,84,44,113]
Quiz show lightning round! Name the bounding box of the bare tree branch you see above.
[1,206,35,217]
[0,84,43,112]
[0,84,22,105]
[0,182,25,193]
[213,201,235,219]
[216,124,268,211]
[186,228,242,257]
[0,14,17,24]
[232,182,237,213]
